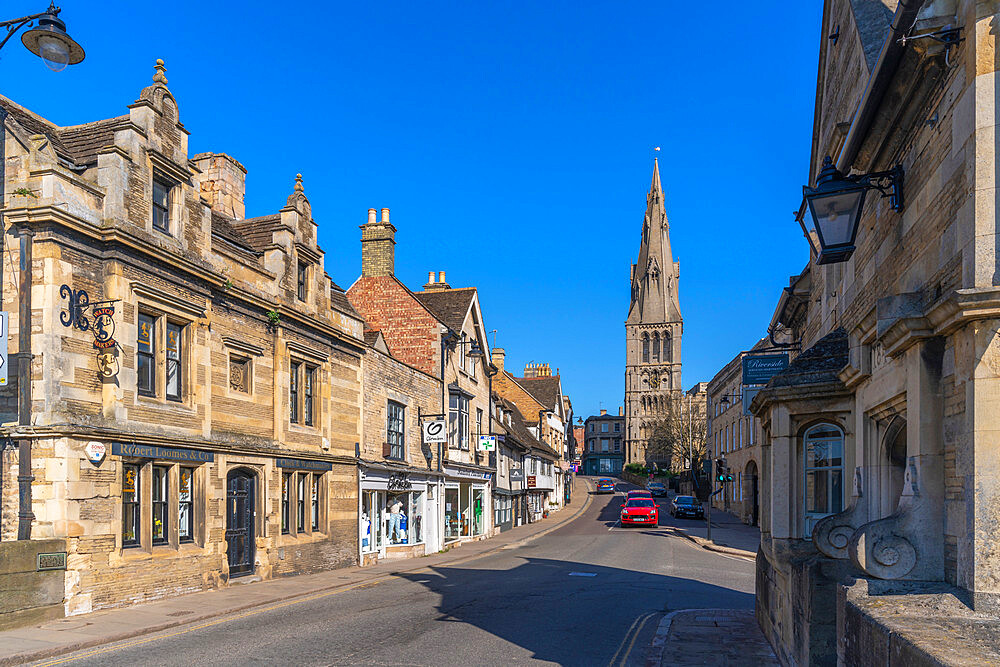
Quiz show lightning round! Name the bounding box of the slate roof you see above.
[517,376,561,412]
[363,329,382,347]
[766,328,848,389]
[330,280,360,318]
[211,211,260,255]
[231,215,284,252]
[0,96,125,168]
[494,395,560,459]
[413,288,475,333]
[850,0,896,72]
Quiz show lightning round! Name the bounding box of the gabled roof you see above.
[413,288,476,333]
[494,395,560,460]
[0,95,126,168]
[517,376,562,412]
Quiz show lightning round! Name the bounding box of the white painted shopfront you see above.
[359,466,440,562]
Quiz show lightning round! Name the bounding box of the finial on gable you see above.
[294,173,304,192]
[153,59,168,86]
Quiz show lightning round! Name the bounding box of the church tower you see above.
[625,158,682,466]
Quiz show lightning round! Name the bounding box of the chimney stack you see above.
[600,409,607,416]
[360,207,396,277]
[619,406,623,416]
[424,270,451,292]
[493,348,505,372]
[191,152,247,220]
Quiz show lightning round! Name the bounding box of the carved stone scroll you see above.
[813,467,868,560]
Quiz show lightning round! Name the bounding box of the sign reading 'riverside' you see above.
[742,353,790,386]
[111,443,213,463]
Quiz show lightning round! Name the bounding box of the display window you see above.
[445,483,484,541]
[363,487,425,551]
[445,486,460,542]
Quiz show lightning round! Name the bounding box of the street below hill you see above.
[27,480,761,667]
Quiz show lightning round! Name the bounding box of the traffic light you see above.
[725,473,734,483]
[715,458,727,483]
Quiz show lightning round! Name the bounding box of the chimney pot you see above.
[439,271,446,284]
[428,271,435,284]
[600,409,607,416]
[381,208,390,224]
[619,406,624,416]
[367,208,376,224]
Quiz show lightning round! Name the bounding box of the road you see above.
[34,479,755,667]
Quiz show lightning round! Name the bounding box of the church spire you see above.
[627,156,681,325]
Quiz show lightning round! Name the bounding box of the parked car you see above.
[670,495,704,519]
[596,478,616,494]
[620,497,659,526]
[626,489,653,502]
[647,482,667,497]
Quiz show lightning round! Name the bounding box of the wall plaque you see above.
[37,552,67,571]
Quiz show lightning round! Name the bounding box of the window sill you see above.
[136,394,196,413]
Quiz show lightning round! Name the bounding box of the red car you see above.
[620,497,659,526]
[625,490,653,502]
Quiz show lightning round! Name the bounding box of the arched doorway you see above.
[745,460,759,526]
[226,468,256,577]
[883,418,907,515]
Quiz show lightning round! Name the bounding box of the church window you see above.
[641,335,649,363]
[652,333,660,362]
[663,334,671,362]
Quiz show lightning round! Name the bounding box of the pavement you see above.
[3,476,774,666]
[661,504,761,560]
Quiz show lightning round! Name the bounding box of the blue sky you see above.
[3,1,822,420]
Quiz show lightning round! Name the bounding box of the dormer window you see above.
[152,177,172,233]
[297,261,308,301]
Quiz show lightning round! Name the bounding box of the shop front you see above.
[359,465,439,563]
[441,464,492,544]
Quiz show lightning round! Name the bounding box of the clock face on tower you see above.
[648,375,660,389]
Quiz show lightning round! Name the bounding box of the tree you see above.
[645,395,708,472]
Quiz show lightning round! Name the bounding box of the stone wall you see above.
[0,538,67,630]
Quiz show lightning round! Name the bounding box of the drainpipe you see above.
[17,225,33,540]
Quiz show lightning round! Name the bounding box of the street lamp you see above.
[0,3,85,72]
[801,156,903,265]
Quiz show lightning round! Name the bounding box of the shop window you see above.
[445,487,460,542]
[384,490,424,545]
[386,401,405,459]
[803,423,845,537]
[152,177,171,233]
[122,464,140,547]
[289,361,300,423]
[472,488,484,536]
[165,322,182,401]
[137,314,155,396]
[361,490,382,552]
[230,355,251,394]
[296,473,307,533]
[281,473,290,534]
[311,475,320,531]
[297,261,308,301]
[179,467,194,542]
[449,393,469,450]
[151,465,168,544]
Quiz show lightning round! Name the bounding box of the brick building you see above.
[347,218,495,547]
[0,61,364,623]
[750,2,1000,663]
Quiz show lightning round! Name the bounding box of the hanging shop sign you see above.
[422,420,447,444]
[509,468,524,482]
[387,472,413,491]
[275,457,333,471]
[526,475,537,489]
[477,435,497,451]
[111,442,214,463]
[59,285,121,378]
[741,353,789,386]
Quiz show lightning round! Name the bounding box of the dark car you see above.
[596,478,616,494]
[670,495,704,519]
[647,482,667,497]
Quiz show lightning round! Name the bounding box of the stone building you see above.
[750,1,1000,663]
[357,330,442,563]
[490,394,529,532]
[491,353,567,506]
[582,408,625,476]
[625,159,683,466]
[0,61,364,623]
[347,220,495,547]
[707,346,766,525]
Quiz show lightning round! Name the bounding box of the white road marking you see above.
[568,572,597,577]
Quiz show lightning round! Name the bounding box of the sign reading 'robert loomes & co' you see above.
[742,353,789,386]
[111,443,214,463]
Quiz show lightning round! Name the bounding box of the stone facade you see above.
[582,409,625,476]
[625,159,683,466]
[0,61,364,616]
[750,1,1000,663]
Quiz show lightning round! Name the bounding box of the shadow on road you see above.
[398,557,754,665]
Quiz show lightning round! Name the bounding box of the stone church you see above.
[625,158,682,466]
